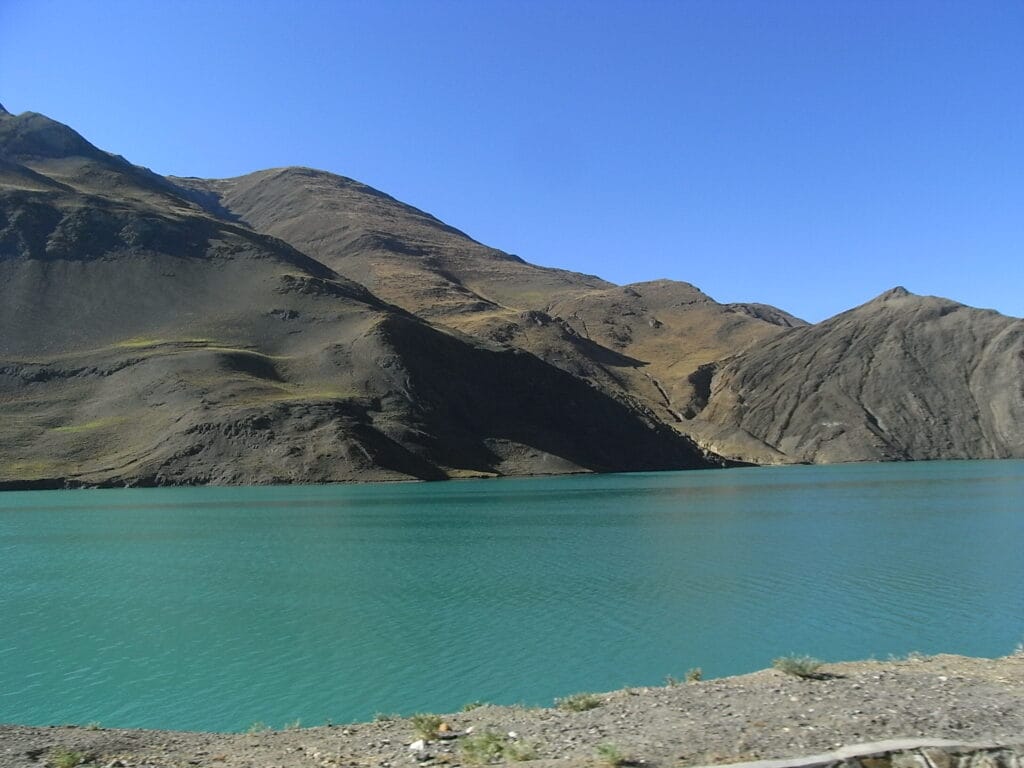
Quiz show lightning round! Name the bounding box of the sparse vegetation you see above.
[556,692,602,712]
[247,721,272,734]
[596,742,627,767]
[373,712,399,722]
[410,712,444,740]
[505,740,540,762]
[461,700,487,711]
[283,719,302,730]
[48,748,91,768]
[460,731,539,764]
[51,418,123,433]
[772,655,824,679]
[460,731,507,764]
[666,666,702,686]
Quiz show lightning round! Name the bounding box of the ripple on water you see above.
[1,460,1022,730]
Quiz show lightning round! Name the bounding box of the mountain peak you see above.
[0,102,9,116]
[875,286,912,301]
[0,110,103,161]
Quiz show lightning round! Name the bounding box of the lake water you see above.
[1,460,1022,732]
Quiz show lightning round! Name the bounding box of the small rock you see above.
[409,740,426,752]
[508,731,518,739]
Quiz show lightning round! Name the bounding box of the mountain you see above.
[171,167,807,450]
[698,287,1024,462]
[1,106,1021,488]
[0,107,717,488]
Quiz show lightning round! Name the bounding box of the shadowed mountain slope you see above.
[176,169,806,447]
[176,161,1024,467]
[0,108,718,488]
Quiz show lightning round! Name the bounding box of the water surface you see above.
[1,460,1021,731]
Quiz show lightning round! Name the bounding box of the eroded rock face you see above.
[700,289,1024,463]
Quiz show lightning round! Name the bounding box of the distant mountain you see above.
[699,287,1024,462]
[1,106,1021,488]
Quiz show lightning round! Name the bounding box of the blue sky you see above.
[1,0,1021,322]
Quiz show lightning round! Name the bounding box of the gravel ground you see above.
[2,653,1021,768]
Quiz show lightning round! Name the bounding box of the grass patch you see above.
[410,713,444,740]
[461,700,487,712]
[505,740,539,762]
[772,655,824,679]
[595,743,628,767]
[460,732,539,764]
[48,748,91,768]
[51,417,124,434]
[373,712,399,722]
[686,667,703,682]
[115,337,213,349]
[555,692,602,712]
[0,459,61,478]
[460,731,507,765]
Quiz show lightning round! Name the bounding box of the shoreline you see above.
[3,653,1022,767]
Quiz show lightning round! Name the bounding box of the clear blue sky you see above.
[2,1,1021,322]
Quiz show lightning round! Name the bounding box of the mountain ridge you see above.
[1,106,1021,487]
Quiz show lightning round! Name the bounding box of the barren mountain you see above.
[699,287,1024,462]
[0,105,716,488]
[173,167,807,450]
[1,104,1021,487]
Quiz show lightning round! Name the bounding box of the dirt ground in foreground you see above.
[2,653,1022,768]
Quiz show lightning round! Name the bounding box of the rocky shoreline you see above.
[1,653,1022,768]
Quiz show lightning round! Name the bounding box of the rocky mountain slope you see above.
[1,104,1021,487]
[700,287,1024,463]
[0,104,715,488]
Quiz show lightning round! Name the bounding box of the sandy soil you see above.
[2,653,1021,768]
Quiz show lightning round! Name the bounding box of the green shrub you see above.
[410,712,444,740]
[49,748,90,768]
[460,731,539,764]
[505,739,539,762]
[461,700,487,711]
[596,742,627,767]
[460,731,507,765]
[555,692,602,712]
[686,667,703,682]
[772,655,824,679]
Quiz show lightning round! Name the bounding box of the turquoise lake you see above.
[1,460,1022,732]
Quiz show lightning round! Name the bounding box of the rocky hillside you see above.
[0,104,715,488]
[1,104,1021,487]
[699,288,1024,463]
